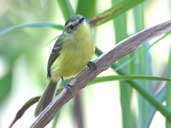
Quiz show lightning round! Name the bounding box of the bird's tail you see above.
[34,80,57,117]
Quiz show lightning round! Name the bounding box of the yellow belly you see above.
[50,35,94,81]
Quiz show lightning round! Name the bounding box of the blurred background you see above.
[0,0,171,128]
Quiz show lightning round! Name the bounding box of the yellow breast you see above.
[50,21,95,81]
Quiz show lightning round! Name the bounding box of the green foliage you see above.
[0,22,63,36]
[0,0,57,104]
[166,48,171,127]
[112,0,133,127]
[1,0,171,128]
[76,0,97,18]
[57,0,74,19]
[0,69,12,103]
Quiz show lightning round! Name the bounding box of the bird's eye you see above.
[69,24,74,30]
[79,17,85,23]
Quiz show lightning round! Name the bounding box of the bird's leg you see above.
[64,83,74,96]
[87,61,97,70]
[61,77,74,96]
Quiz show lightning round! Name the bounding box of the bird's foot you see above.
[87,61,97,70]
[64,83,74,96]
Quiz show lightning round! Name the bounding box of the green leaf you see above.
[76,0,96,18]
[95,48,171,123]
[57,0,74,20]
[51,111,61,128]
[112,0,134,127]
[0,70,12,104]
[90,75,171,121]
[166,48,171,128]
[149,32,170,49]
[0,22,63,36]
[89,0,144,26]
[133,3,155,128]
[90,75,171,85]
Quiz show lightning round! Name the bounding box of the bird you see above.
[35,14,95,116]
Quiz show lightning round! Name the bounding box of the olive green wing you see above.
[47,34,65,78]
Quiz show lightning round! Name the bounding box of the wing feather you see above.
[47,34,65,78]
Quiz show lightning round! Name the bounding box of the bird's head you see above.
[64,14,89,33]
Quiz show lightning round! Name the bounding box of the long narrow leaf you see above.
[95,48,171,122]
[90,75,171,85]
[51,111,61,128]
[0,22,63,36]
[89,0,144,26]
[76,0,96,18]
[57,0,74,19]
[149,33,170,49]
[133,3,154,128]
[166,47,171,127]
[112,0,133,127]
[89,75,171,121]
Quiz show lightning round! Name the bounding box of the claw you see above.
[64,83,72,89]
[64,83,74,95]
[87,61,97,70]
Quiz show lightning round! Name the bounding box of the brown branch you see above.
[30,20,171,128]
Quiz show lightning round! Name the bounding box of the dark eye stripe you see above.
[78,17,85,24]
[65,15,85,32]
[65,16,85,27]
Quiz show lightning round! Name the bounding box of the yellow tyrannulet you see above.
[35,14,95,116]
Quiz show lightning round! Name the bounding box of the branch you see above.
[30,20,171,128]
